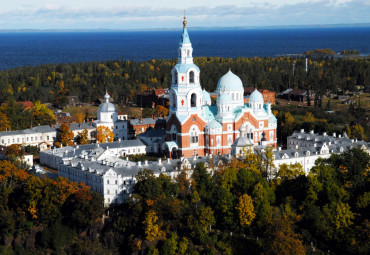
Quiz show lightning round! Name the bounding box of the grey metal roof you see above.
[130,118,165,126]
[138,129,166,138]
[0,125,56,137]
[54,122,95,131]
[43,139,145,158]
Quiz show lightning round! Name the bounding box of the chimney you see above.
[158,158,162,165]
[278,147,281,151]
[126,157,129,161]
[145,160,148,166]
[300,129,304,133]
[323,132,327,136]
[333,132,336,137]
[167,158,170,163]
[138,161,141,166]
[338,134,342,138]
[310,130,314,134]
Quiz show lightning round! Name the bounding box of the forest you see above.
[0,147,369,254]
[0,56,369,109]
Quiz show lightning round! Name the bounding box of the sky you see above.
[0,0,369,29]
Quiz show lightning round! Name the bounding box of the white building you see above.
[0,125,57,151]
[93,91,129,140]
[273,130,369,174]
[58,155,222,206]
[40,139,146,169]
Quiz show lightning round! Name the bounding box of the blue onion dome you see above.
[249,89,264,103]
[218,93,232,104]
[202,89,211,103]
[216,70,243,91]
[98,92,116,112]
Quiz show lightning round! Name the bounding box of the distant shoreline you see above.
[1,23,370,33]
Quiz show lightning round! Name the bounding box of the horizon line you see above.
[1,22,370,32]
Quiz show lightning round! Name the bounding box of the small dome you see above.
[217,70,243,91]
[239,125,247,133]
[202,89,211,103]
[249,89,263,103]
[218,93,232,104]
[98,102,116,112]
[98,92,117,112]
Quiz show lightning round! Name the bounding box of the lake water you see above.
[0,27,369,70]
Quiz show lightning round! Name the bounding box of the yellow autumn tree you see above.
[75,111,86,123]
[143,209,161,242]
[76,129,90,145]
[155,105,169,116]
[303,112,316,122]
[0,112,11,131]
[56,123,74,147]
[236,194,256,227]
[31,101,56,125]
[96,126,114,143]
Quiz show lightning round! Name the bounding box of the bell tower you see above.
[169,15,203,117]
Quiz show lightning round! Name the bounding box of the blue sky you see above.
[0,0,369,29]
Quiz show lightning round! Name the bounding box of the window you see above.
[189,71,194,83]
[138,148,140,152]
[172,93,176,107]
[111,114,113,119]
[232,93,234,100]
[107,190,110,194]
[115,190,118,194]
[192,117,196,122]
[228,135,232,145]
[228,124,232,131]
[47,136,49,140]
[190,127,199,144]
[187,50,191,57]
[217,136,221,146]
[116,126,118,129]
[173,71,178,84]
[27,137,29,142]
[115,180,117,184]
[172,133,177,141]
[108,198,110,202]
[107,180,109,184]
[17,138,20,142]
[191,93,197,107]
[206,136,209,146]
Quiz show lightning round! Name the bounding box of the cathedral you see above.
[164,16,277,158]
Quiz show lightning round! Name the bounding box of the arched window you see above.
[187,50,190,57]
[172,93,176,107]
[191,93,197,107]
[189,71,194,83]
[173,70,178,84]
[190,127,199,144]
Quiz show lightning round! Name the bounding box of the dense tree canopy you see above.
[0,56,368,108]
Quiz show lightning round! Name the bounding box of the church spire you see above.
[183,10,187,28]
